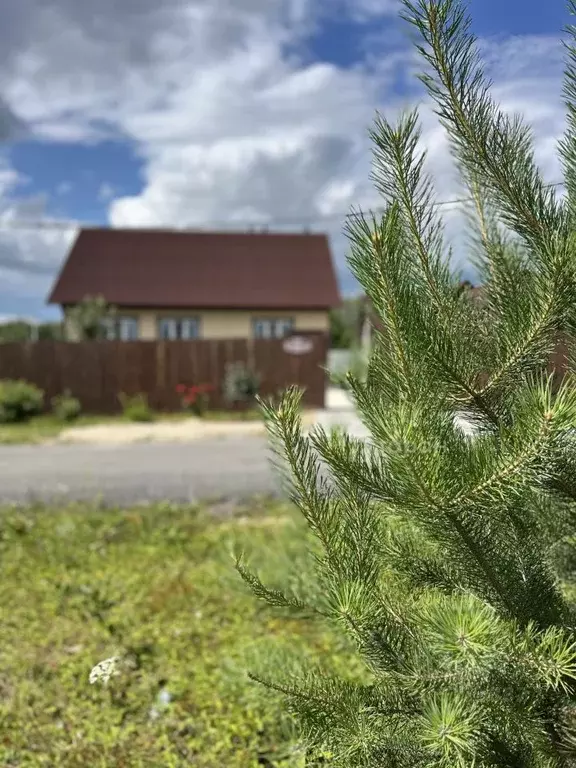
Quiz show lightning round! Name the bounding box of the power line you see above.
[0,181,565,232]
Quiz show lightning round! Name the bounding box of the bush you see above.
[118,393,153,422]
[0,379,44,423]
[223,362,260,405]
[51,390,82,422]
[176,383,214,417]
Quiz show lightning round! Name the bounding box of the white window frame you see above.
[101,316,139,341]
[252,317,294,339]
[157,316,200,340]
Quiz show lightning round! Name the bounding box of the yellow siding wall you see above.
[139,311,157,341]
[197,310,329,339]
[62,307,329,341]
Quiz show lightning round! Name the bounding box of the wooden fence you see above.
[549,334,572,392]
[0,332,329,414]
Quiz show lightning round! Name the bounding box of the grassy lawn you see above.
[0,498,358,766]
[0,414,119,444]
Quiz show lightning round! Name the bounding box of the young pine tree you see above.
[238,1,576,765]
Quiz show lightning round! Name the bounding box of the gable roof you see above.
[48,228,341,310]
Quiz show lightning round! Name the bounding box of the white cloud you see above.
[344,0,401,21]
[0,171,76,300]
[0,0,570,313]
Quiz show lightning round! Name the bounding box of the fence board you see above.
[0,333,328,414]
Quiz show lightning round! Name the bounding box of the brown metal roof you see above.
[47,228,341,310]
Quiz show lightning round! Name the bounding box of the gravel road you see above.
[0,404,475,507]
[0,436,282,506]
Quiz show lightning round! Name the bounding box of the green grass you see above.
[0,498,355,766]
[0,414,114,444]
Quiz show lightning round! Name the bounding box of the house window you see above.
[252,317,294,339]
[158,317,200,340]
[101,316,139,340]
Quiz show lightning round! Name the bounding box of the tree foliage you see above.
[238,1,576,765]
[330,298,366,350]
[0,320,63,343]
[67,295,116,340]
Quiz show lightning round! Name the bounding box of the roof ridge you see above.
[79,227,328,237]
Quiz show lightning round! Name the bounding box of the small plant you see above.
[0,379,44,423]
[175,383,214,417]
[223,362,260,405]
[51,390,82,422]
[118,393,153,422]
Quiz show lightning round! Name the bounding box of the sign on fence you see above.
[282,336,314,355]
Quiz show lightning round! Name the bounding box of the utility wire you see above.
[0,181,565,232]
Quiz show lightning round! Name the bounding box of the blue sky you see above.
[469,0,568,36]
[0,0,570,320]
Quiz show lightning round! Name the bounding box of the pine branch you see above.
[235,557,325,618]
[400,0,573,411]
[346,203,417,400]
[401,0,566,254]
[259,388,343,575]
[560,1,576,221]
[368,111,453,314]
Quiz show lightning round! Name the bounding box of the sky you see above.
[0,0,571,321]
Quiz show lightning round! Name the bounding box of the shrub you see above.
[118,393,153,422]
[0,379,44,423]
[223,362,260,405]
[51,390,82,422]
[176,383,214,416]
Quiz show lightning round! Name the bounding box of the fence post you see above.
[156,341,166,390]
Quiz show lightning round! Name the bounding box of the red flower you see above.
[178,382,214,404]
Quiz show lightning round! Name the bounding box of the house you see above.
[47,228,341,341]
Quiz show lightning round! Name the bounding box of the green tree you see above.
[0,321,34,343]
[238,1,576,765]
[330,297,365,349]
[67,295,116,340]
[37,321,64,341]
[329,307,354,349]
[0,320,64,343]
